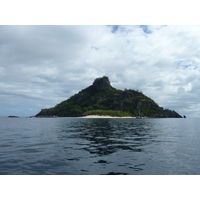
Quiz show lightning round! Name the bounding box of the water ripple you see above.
[0,118,200,174]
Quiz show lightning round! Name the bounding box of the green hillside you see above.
[35,76,182,118]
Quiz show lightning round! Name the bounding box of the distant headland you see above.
[35,76,183,118]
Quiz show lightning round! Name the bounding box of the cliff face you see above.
[35,76,182,118]
[92,76,111,91]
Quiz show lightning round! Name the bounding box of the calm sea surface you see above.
[0,117,200,175]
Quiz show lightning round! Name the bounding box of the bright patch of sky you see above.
[0,25,200,117]
[110,25,119,33]
[140,25,152,34]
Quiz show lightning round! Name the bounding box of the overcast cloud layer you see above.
[0,25,200,117]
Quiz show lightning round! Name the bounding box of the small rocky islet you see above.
[35,76,183,118]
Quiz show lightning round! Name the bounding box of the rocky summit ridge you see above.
[92,76,111,91]
[35,76,182,118]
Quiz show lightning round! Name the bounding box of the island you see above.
[35,76,182,118]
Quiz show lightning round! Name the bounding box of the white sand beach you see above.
[79,115,136,118]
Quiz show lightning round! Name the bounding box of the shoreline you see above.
[78,115,136,118]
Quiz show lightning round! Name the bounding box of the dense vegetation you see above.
[36,76,182,118]
[83,110,131,117]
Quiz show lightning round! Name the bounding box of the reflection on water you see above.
[56,118,163,175]
[67,119,159,156]
[0,117,200,175]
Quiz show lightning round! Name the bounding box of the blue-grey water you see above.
[0,117,199,175]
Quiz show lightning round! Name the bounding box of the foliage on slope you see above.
[35,76,182,118]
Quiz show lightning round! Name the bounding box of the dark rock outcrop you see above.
[162,109,183,118]
[92,76,111,91]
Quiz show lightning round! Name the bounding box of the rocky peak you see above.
[92,76,111,91]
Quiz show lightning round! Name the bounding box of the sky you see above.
[1,25,200,117]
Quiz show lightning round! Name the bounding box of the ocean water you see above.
[0,117,200,175]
